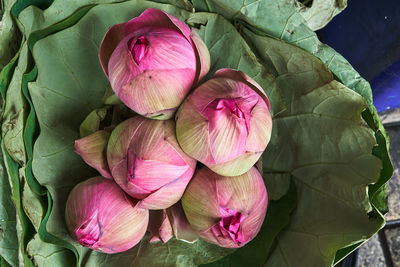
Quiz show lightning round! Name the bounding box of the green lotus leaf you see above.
[0,0,392,266]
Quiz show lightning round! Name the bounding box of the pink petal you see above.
[99,23,126,77]
[206,101,248,163]
[137,168,194,210]
[181,168,222,231]
[234,89,260,130]
[110,158,153,198]
[207,151,262,177]
[130,35,149,64]
[176,98,215,164]
[75,209,101,246]
[238,191,268,247]
[129,119,191,167]
[215,167,267,214]
[107,33,142,95]
[214,68,271,110]
[167,202,198,243]
[209,207,246,245]
[190,29,210,83]
[148,210,173,243]
[96,185,149,253]
[245,100,272,152]
[125,8,192,43]
[159,215,174,243]
[107,117,146,186]
[128,157,191,194]
[75,130,112,179]
[190,78,252,113]
[133,28,195,71]
[119,68,194,118]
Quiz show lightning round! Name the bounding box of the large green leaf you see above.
[27,1,285,265]
[0,143,19,267]
[26,233,75,267]
[76,235,230,267]
[1,0,391,266]
[132,236,231,267]
[192,0,374,107]
[16,0,191,39]
[194,0,392,263]
[1,42,28,164]
[0,40,39,267]
[245,30,383,266]
[294,0,347,31]
[192,0,390,152]
[21,173,44,231]
[0,0,20,71]
[1,143,35,266]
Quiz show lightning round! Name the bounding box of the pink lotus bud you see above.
[65,177,149,254]
[99,8,210,120]
[176,68,272,176]
[107,116,196,209]
[75,130,112,179]
[181,167,268,248]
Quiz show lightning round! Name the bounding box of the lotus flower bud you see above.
[99,8,210,119]
[176,69,272,176]
[107,116,196,209]
[65,177,149,254]
[181,167,268,248]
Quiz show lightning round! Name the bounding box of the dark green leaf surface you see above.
[0,0,20,71]
[1,143,35,266]
[245,30,383,266]
[0,143,19,267]
[25,2,286,266]
[0,0,391,266]
[26,233,75,267]
[2,42,28,165]
[192,1,392,263]
[132,236,232,267]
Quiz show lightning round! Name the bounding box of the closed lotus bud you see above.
[107,116,196,209]
[99,8,210,119]
[65,177,149,254]
[181,167,268,248]
[176,68,272,176]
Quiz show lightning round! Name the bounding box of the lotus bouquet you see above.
[66,8,272,253]
[0,0,393,266]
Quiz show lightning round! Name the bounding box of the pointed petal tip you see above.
[125,8,191,42]
[74,131,112,179]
